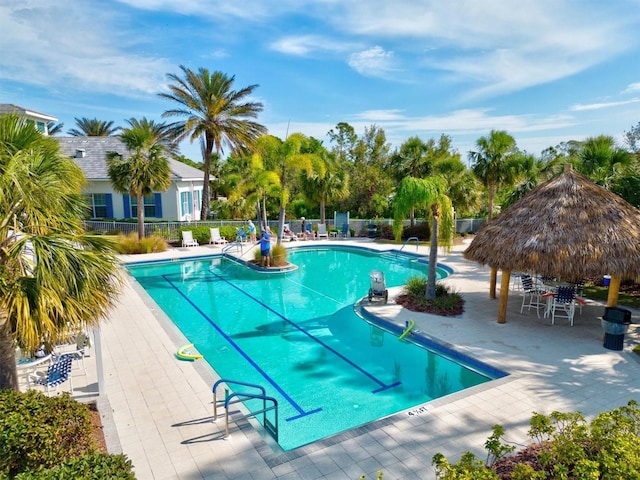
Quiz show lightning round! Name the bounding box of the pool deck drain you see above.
[79,238,640,479]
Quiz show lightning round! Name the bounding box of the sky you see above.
[2,0,640,164]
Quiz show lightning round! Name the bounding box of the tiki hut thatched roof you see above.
[464,165,640,280]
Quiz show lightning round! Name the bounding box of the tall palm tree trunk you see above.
[320,198,326,224]
[277,206,286,246]
[200,136,214,220]
[137,192,145,239]
[0,315,19,390]
[426,204,440,300]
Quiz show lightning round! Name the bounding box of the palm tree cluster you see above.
[0,115,122,390]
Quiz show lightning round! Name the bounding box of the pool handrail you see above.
[212,378,278,442]
[399,236,419,253]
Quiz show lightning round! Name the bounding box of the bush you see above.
[13,453,135,480]
[397,277,464,316]
[0,390,94,477]
[402,222,431,240]
[271,244,288,267]
[115,232,169,254]
[433,401,640,479]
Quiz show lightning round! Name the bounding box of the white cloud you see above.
[348,46,397,78]
[270,35,353,56]
[0,1,171,96]
[623,82,640,94]
[570,98,640,111]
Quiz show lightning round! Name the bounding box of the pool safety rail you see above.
[222,242,243,254]
[399,236,420,253]
[213,379,279,442]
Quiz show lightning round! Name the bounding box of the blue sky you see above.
[2,0,639,164]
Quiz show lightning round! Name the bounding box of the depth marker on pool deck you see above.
[162,274,322,422]
[206,270,402,395]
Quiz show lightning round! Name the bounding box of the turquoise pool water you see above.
[127,246,501,451]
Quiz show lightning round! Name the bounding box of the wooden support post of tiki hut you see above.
[607,275,622,307]
[489,267,497,299]
[498,269,510,323]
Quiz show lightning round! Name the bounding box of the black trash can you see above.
[601,306,632,351]
[367,224,378,238]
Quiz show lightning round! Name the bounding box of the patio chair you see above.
[338,223,349,238]
[317,223,329,239]
[236,227,248,243]
[55,331,90,374]
[520,274,547,317]
[28,354,73,395]
[181,230,199,247]
[550,286,577,326]
[209,227,228,245]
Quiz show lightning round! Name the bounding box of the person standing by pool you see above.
[259,230,271,267]
[300,217,307,240]
[247,219,257,242]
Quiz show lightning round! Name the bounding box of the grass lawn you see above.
[584,285,640,309]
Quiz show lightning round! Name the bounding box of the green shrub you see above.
[0,390,94,477]
[271,244,288,267]
[13,453,135,480]
[402,222,431,240]
[405,276,427,298]
[115,233,168,254]
[433,401,640,479]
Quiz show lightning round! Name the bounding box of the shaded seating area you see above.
[181,230,198,247]
[464,164,640,325]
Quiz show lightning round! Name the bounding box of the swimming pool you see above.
[127,246,503,451]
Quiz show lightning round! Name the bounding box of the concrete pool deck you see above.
[94,238,640,479]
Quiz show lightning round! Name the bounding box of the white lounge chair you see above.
[317,223,329,239]
[181,230,199,247]
[209,227,228,245]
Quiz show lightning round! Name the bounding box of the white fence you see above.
[84,218,485,241]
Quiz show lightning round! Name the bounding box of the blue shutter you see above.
[105,193,113,218]
[187,191,193,214]
[154,193,163,218]
[123,195,131,219]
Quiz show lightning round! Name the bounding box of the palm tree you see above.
[393,177,454,299]
[159,66,267,220]
[107,118,172,239]
[300,164,349,224]
[67,117,120,136]
[257,133,321,245]
[0,114,122,390]
[46,121,64,136]
[469,130,520,221]
[574,135,632,188]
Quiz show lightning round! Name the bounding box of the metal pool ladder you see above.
[212,379,279,442]
[399,236,420,253]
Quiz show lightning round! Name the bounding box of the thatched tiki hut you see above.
[464,164,640,323]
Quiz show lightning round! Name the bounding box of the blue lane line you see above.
[206,269,401,394]
[161,274,322,422]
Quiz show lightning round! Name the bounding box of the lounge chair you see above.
[181,230,199,247]
[338,223,349,238]
[317,223,329,239]
[28,354,73,395]
[209,227,228,245]
[282,224,296,242]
